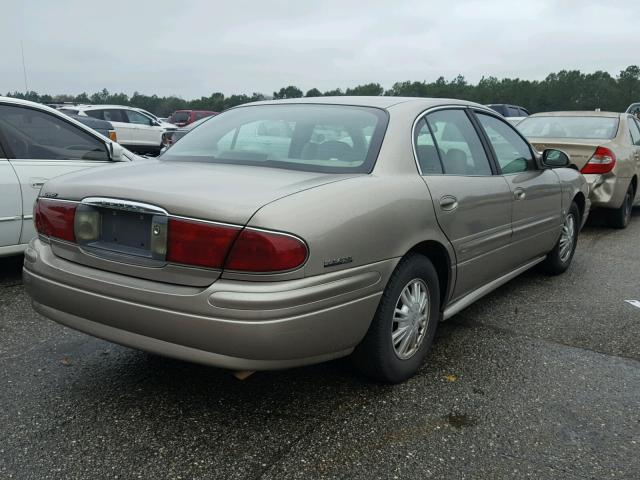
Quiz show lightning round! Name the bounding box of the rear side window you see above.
[414,118,443,174]
[476,113,533,173]
[162,104,388,174]
[507,106,521,117]
[628,117,640,146]
[194,111,213,120]
[425,109,492,176]
[85,109,104,120]
[0,104,109,161]
[104,109,127,123]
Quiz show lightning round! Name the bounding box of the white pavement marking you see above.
[624,300,640,309]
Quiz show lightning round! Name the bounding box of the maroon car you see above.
[168,110,218,127]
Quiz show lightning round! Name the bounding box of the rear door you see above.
[474,111,562,261]
[87,109,134,146]
[0,141,22,250]
[0,103,111,244]
[416,108,513,300]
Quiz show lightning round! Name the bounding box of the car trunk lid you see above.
[529,138,613,170]
[40,160,359,285]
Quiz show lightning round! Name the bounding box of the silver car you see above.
[23,97,589,383]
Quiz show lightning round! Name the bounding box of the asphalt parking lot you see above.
[1,210,639,480]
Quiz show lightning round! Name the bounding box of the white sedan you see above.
[0,96,137,257]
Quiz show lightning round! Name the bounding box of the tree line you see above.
[6,65,640,117]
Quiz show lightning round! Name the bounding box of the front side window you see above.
[161,104,388,174]
[518,116,619,140]
[425,109,492,176]
[126,110,153,126]
[0,104,109,161]
[476,113,533,174]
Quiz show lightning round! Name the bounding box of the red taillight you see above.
[34,198,76,242]
[166,218,240,269]
[225,229,308,272]
[581,146,616,174]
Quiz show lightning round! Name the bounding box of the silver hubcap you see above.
[559,213,576,263]
[392,279,430,360]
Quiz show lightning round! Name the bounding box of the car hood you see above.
[40,160,360,225]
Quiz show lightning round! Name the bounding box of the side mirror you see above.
[109,142,124,161]
[542,148,570,168]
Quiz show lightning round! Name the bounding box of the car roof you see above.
[74,104,133,111]
[529,111,622,118]
[237,96,489,111]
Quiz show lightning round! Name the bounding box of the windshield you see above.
[161,104,388,173]
[518,116,619,139]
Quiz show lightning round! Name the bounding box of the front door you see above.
[474,111,562,261]
[0,103,111,244]
[416,108,513,300]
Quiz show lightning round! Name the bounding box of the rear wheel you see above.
[353,254,440,383]
[541,201,579,275]
[609,184,634,229]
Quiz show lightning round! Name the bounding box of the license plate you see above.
[100,208,153,251]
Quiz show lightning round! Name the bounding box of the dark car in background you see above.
[168,109,218,127]
[487,104,530,125]
[66,113,117,142]
[161,116,211,149]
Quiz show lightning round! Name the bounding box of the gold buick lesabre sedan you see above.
[23,97,589,383]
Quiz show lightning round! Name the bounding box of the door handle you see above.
[439,195,458,211]
[30,177,47,189]
[513,188,526,201]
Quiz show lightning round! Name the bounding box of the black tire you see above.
[353,254,440,383]
[608,184,634,229]
[541,201,580,275]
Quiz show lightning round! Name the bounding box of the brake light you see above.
[166,218,240,269]
[581,146,616,174]
[225,229,308,272]
[34,198,76,242]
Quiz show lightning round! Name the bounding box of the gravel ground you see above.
[1,210,639,480]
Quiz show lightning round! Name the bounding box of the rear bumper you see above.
[583,174,630,209]
[23,238,395,370]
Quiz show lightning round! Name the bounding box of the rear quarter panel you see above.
[241,174,453,280]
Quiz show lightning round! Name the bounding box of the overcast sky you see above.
[2,0,639,99]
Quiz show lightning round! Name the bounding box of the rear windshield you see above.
[172,111,190,122]
[160,104,388,173]
[518,116,619,139]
